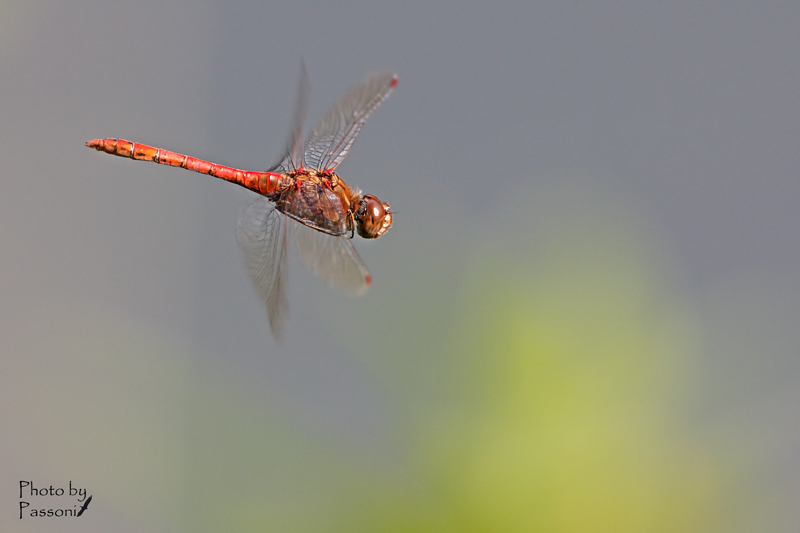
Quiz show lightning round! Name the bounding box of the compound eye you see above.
[366,197,385,224]
[357,195,391,239]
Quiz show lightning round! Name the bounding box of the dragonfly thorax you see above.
[285,169,357,209]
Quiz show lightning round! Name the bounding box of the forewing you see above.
[268,62,310,172]
[295,223,371,296]
[236,197,289,339]
[304,72,397,171]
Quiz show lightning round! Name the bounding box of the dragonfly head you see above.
[356,194,392,239]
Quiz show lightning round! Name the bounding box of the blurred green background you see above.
[2,1,799,531]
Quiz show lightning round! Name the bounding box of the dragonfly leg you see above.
[348,211,356,239]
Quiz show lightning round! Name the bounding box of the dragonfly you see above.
[86,67,397,338]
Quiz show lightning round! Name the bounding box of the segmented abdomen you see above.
[86,138,286,195]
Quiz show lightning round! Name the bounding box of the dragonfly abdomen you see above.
[85,138,284,195]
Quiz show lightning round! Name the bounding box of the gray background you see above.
[2,1,799,531]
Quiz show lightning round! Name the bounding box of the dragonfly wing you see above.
[268,62,310,172]
[236,197,289,339]
[303,72,397,171]
[295,224,371,296]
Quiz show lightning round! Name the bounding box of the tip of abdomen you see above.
[85,139,104,150]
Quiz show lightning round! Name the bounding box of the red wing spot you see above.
[390,76,398,88]
[365,274,372,286]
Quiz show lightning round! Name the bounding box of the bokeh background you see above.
[2,1,799,531]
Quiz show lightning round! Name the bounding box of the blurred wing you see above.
[268,62,310,172]
[295,223,371,296]
[303,72,397,171]
[236,197,289,338]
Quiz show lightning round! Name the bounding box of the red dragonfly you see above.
[86,68,396,338]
